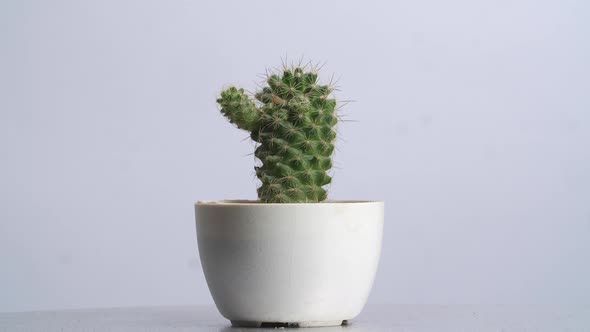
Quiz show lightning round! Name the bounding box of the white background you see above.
[1,0,589,312]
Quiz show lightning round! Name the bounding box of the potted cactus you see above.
[195,62,384,327]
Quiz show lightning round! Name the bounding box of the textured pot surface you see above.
[195,200,384,327]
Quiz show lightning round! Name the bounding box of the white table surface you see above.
[1,305,589,332]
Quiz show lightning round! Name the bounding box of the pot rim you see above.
[196,200,383,206]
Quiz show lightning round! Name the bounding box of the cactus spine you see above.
[217,65,338,203]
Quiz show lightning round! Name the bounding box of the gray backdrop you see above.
[1,0,589,312]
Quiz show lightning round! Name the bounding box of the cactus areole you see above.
[217,65,338,203]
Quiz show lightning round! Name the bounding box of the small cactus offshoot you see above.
[217,63,338,203]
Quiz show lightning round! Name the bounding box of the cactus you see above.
[217,65,338,203]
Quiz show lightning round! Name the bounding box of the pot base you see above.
[231,320,346,328]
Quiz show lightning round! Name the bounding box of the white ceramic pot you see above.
[195,200,384,327]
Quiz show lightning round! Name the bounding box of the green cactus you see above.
[217,65,338,203]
